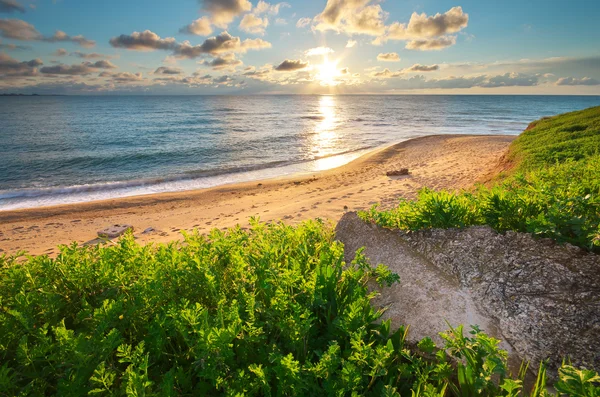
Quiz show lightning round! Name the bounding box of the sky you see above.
[0,0,599,95]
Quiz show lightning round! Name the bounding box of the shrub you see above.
[2,221,597,395]
[360,106,600,252]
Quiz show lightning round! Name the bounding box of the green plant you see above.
[360,106,600,252]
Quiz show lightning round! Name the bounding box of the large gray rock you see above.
[335,212,600,373]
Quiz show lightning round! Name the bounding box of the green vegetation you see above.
[360,106,600,252]
[1,221,599,395]
[1,107,599,395]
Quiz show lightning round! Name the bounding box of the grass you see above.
[360,106,600,252]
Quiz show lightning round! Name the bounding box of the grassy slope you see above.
[361,106,600,251]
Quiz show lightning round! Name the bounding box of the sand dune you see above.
[0,134,515,256]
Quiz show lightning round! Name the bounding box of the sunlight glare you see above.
[316,58,341,86]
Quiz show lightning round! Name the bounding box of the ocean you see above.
[1,95,598,211]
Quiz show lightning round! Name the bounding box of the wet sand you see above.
[0,134,515,256]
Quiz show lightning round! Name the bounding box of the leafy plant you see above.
[360,106,600,252]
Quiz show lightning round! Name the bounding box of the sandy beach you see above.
[0,134,515,256]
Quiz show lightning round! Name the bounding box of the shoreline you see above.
[0,134,515,256]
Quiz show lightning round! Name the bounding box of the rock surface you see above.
[97,224,133,239]
[335,212,600,373]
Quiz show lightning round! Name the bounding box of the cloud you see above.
[174,32,271,58]
[202,53,243,70]
[556,76,600,86]
[0,0,24,13]
[40,60,116,76]
[154,66,183,75]
[110,30,271,59]
[201,0,252,28]
[314,0,387,36]
[0,18,40,40]
[109,30,176,51]
[40,63,95,76]
[0,41,29,50]
[91,60,117,69]
[371,72,539,90]
[275,59,309,71]
[305,46,333,56]
[0,51,41,77]
[478,72,538,87]
[53,48,68,56]
[71,51,115,59]
[405,36,456,51]
[296,17,311,27]
[108,71,145,83]
[377,52,400,62]
[0,19,95,47]
[404,63,439,72]
[373,6,467,49]
[253,1,289,15]
[346,39,356,48]
[239,13,269,35]
[45,30,96,48]
[180,16,213,36]
[405,7,468,38]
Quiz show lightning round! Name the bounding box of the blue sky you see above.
[0,0,599,94]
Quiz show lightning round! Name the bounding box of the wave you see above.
[0,146,374,203]
[300,115,325,120]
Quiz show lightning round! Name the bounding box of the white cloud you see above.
[296,17,311,28]
[346,39,356,48]
[305,46,334,56]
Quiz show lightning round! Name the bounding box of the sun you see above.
[316,58,340,86]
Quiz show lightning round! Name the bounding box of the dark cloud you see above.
[173,32,271,58]
[0,51,41,77]
[0,18,40,40]
[110,30,271,59]
[555,76,600,86]
[71,51,114,59]
[0,0,25,14]
[101,71,145,83]
[154,66,183,75]
[405,36,456,51]
[202,53,243,70]
[0,19,95,47]
[40,60,116,76]
[90,60,117,69]
[405,64,439,72]
[109,30,176,51]
[275,59,309,71]
[41,63,94,76]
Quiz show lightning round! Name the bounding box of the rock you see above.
[142,227,156,234]
[386,168,409,176]
[335,212,600,375]
[97,224,133,239]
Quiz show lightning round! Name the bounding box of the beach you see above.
[0,134,515,256]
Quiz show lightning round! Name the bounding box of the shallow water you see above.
[0,95,598,210]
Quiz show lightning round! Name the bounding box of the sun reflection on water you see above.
[308,95,350,171]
